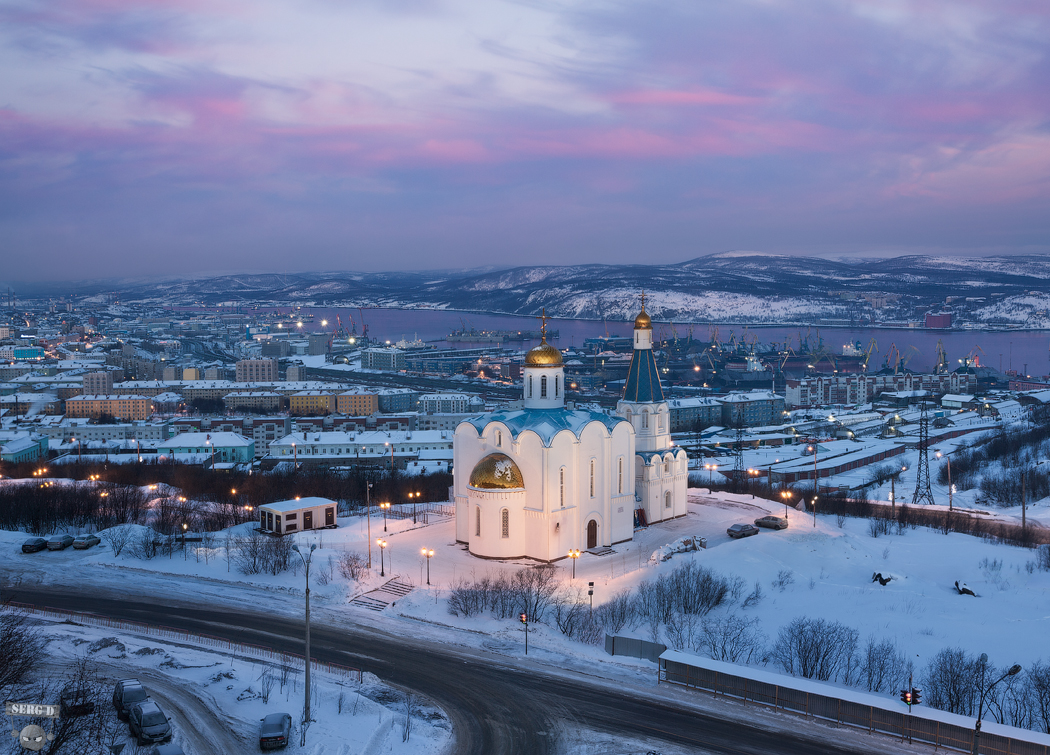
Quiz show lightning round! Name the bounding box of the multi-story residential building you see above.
[66,394,152,421]
[377,388,418,413]
[289,391,336,416]
[268,429,453,467]
[223,391,285,413]
[784,372,978,408]
[285,365,306,382]
[718,391,787,427]
[157,431,255,465]
[363,348,405,371]
[418,393,478,414]
[82,371,114,395]
[336,391,379,416]
[667,397,724,432]
[235,358,278,382]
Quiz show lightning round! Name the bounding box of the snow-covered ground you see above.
[4,483,1050,749]
[15,621,449,755]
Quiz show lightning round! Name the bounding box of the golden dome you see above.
[469,453,525,489]
[525,339,563,366]
[634,308,652,330]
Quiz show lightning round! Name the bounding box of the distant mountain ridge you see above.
[15,253,1050,326]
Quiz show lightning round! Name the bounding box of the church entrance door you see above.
[587,520,598,549]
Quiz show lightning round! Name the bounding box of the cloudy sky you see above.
[1,0,1047,281]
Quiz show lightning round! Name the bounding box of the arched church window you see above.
[664,460,669,474]
[555,375,560,397]
[665,491,672,509]
[528,376,533,397]
[541,375,547,398]
[501,508,509,539]
[559,467,565,508]
[618,457,623,494]
[589,459,595,498]
[658,412,664,430]
[642,410,649,429]
[496,431,502,447]
[475,506,481,537]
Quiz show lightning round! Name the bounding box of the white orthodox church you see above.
[453,305,688,561]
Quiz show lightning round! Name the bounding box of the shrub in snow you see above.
[741,581,763,608]
[922,647,980,715]
[1033,545,1050,573]
[771,570,794,592]
[552,589,604,646]
[860,637,908,693]
[337,552,367,582]
[592,589,632,634]
[697,613,766,664]
[103,525,134,556]
[771,616,859,684]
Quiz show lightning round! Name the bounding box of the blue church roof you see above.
[463,408,627,447]
[622,347,664,403]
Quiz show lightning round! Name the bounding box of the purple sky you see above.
[1,0,1048,281]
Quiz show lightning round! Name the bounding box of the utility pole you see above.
[291,542,316,746]
[366,482,372,568]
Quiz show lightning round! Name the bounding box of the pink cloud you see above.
[610,88,762,107]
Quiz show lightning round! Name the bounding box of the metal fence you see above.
[11,602,363,683]
[605,634,667,663]
[660,657,1048,755]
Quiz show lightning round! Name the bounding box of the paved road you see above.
[12,585,902,755]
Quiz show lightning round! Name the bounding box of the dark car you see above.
[73,533,102,549]
[754,515,789,530]
[47,534,75,550]
[61,687,95,717]
[148,744,185,755]
[259,712,292,750]
[128,701,172,746]
[112,680,149,721]
[22,537,47,553]
[727,523,760,539]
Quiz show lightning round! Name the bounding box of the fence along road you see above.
[10,584,928,755]
[660,650,1050,755]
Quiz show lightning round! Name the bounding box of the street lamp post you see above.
[972,655,1021,755]
[291,542,317,746]
[380,501,390,532]
[408,491,419,524]
[780,490,792,519]
[421,547,433,585]
[366,482,373,568]
[377,538,387,577]
[568,549,581,579]
[181,523,188,560]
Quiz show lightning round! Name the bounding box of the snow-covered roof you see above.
[158,431,252,448]
[463,407,627,447]
[259,496,336,513]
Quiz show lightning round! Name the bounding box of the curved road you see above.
[12,585,912,755]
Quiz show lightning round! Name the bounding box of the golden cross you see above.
[640,290,647,311]
[537,308,548,340]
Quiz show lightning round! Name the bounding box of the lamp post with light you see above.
[407,491,419,524]
[291,542,317,745]
[972,655,1021,755]
[568,549,581,579]
[421,547,433,585]
[780,490,793,519]
[377,538,387,577]
[379,501,390,532]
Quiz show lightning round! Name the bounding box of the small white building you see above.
[258,497,338,535]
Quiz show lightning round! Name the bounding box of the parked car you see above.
[21,537,47,553]
[259,712,292,750]
[73,533,101,549]
[727,523,760,539]
[148,743,185,755]
[112,680,149,721]
[754,515,789,530]
[128,701,173,746]
[47,534,74,550]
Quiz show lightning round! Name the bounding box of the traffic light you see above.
[520,613,527,624]
[900,689,912,705]
[911,687,922,705]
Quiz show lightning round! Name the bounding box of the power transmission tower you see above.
[912,400,936,506]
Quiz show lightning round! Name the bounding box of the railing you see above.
[660,655,1048,755]
[10,602,362,683]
